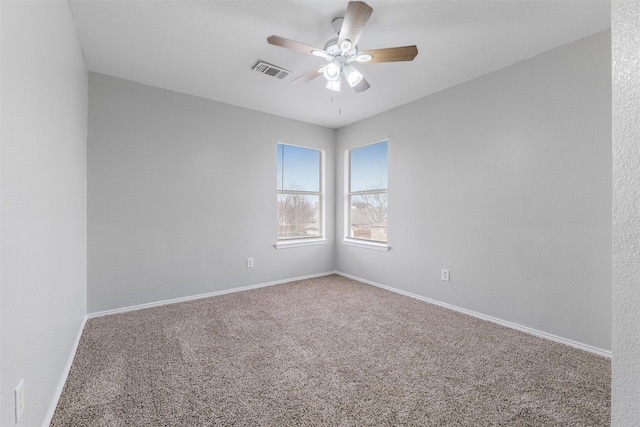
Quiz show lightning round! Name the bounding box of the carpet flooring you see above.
[51,274,610,426]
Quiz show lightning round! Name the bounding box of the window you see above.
[346,140,388,244]
[277,143,324,242]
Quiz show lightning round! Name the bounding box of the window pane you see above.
[277,144,320,192]
[349,193,388,242]
[350,141,388,192]
[277,194,320,239]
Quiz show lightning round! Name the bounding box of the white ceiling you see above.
[68,0,611,129]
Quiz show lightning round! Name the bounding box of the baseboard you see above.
[336,271,612,359]
[44,272,337,425]
[87,271,337,319]
[42,315,87,427]
[42,270,609,425]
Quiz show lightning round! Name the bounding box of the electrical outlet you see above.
[15,379,25,422]
[441,269,450,282]
[246,257,254,268]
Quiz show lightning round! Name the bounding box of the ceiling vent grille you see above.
[253,61,291,80]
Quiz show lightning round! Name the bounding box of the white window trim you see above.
[275,238,328,249]
[344,139,389,249]
[341,238,390,251]
[276,143,326,246]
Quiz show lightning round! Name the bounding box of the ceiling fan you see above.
[267,1,418,93]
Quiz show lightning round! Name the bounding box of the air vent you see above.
[252,61,291,80]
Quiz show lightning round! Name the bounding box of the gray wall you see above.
[88,74,336,313]
[0,1,635,423]
[0,2,88,426]
[612,1,640,425]
[336,31,611,352]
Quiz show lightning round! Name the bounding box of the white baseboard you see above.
[336,271,611,359]
[42,315,87,427]
[45,269,608,426]
[87,271,337,319]
[45,271,335,425]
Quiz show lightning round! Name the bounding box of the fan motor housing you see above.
[323,37,357,58]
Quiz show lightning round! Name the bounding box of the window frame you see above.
[275,142,326,248]
[343,139,390,251]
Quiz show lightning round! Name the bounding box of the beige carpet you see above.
[51,274,610,426]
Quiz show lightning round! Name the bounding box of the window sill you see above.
[274,239,328,249]
[341,239,390,252]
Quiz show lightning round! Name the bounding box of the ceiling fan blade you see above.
[267,35,327,57]
[291,65,325,85]
[358,45,418,63]
[338,1,373,49]
[352,76,371,93]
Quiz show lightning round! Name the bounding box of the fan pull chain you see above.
[329,92,341,115]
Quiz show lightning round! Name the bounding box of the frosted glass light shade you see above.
[323,62,341,81]
[343,66,363,87]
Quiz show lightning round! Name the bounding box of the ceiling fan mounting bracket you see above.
[331,17,344,34]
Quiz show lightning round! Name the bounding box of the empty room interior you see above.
[1,0,639,426]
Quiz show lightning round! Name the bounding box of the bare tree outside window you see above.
[348,141,388,243]
[277,191,319,238]
[277,144,323,241]
[357,188,388,224]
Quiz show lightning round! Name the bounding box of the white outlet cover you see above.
[441,269,450,282]
[15,379,25,422]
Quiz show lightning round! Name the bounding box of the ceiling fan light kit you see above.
[323,62,341,81]
[267,1,418,94]
[343,65,364,87]
[326,80,342,92]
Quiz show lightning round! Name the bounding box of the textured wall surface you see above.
[0,2,88,426]
[612,0,640,425]
[337,31,612,353]
[88,74,336,313]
